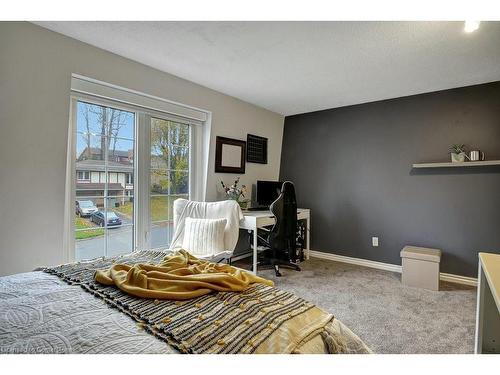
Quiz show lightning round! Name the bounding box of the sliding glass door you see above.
[71,94,198,260]
[149,117,190,249]
[74,100,135,260]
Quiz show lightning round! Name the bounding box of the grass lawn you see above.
[114,201,133,218]
[114,194,187,222]
[75,216,104,240]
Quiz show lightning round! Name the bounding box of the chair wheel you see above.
[274,265,282,277]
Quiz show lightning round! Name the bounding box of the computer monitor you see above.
[256,180,283,206]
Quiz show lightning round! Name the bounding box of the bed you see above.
[0,251,371,354]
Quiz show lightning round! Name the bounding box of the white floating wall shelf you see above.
[412,160,500,168]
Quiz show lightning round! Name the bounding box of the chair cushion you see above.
[171,199,243,253]
[182,217,227,258]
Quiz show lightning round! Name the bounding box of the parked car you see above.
[90,211,122,227]
[76,200,98,217]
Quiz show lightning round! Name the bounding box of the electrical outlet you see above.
[372,237,379,247]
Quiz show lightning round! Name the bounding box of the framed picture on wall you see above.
[246,134,268,164]
[215,136,246,173]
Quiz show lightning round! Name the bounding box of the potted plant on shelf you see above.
[220,177,249,209]
[450,144,467,163]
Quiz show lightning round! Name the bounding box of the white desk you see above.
[239,208,310,274]
[475,252,500,354]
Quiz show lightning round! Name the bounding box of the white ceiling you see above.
[35,21,500,116]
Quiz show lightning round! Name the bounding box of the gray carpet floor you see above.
[237,257,477,354]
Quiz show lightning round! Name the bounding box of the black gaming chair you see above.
[257,181,301,277]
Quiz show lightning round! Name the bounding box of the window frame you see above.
[71,96,137,260]
[77,171,90,182]
[65,91,206,263]
[147,115,192,250]
[126,173,133,184]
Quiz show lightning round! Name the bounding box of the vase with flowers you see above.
[220,177,248,209]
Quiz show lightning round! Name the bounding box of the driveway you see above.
[75,219,174,260]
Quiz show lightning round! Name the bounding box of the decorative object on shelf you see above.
[220,177,249,209]
[246,134,268,164]
[215,136,246,174]
[450,144,467,163]
[469,150,485,161]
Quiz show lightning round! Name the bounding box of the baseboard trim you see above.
[439,272,477,287]
[309,250,402,273]
[309,250,477,287]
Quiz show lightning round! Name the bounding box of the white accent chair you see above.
[170,199,243,263]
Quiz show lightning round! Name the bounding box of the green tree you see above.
[150,119,189,195]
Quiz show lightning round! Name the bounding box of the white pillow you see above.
[182,217,227,258]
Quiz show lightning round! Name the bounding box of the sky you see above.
[76,100,135,157]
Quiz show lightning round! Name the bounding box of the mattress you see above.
[0,270,370,354]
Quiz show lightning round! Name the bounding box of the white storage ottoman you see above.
[400,246,441,291]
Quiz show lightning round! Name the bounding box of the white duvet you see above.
[0,271,174,354]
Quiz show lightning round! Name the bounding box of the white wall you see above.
[0,22,284,276]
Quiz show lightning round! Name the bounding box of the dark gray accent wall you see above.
[280,81,500,277]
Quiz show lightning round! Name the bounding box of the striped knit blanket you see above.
[43,251,337,354]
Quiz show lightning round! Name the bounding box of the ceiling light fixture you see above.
[464,21,480,33]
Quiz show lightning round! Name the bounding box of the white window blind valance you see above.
[71,75,207,124]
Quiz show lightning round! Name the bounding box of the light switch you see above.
[372,237,379,247]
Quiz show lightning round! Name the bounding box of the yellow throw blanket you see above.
[94,250,274,300]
